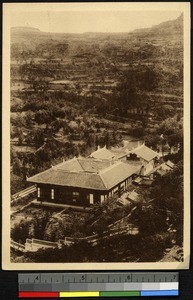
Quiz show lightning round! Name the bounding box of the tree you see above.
[131,161,183,245]
[33,211,51,240]
[12,157,22,176]
[139,67,158,91]
[11,219,31,244]
[18,133,24,146]
[33,129,45,149]
[159,117,182,136]
[144,134,161,149]
[150,161,183,245]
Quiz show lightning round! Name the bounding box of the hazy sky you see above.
[11,10,181,33]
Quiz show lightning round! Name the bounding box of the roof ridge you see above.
[99,160,122,174]
[145,145,158,152]
[29,169,107,191]
[55,157,85,172]
[98,173,108,189]
[53,156,77,168]
[76,157,87,171]
[100,162,141,190]
[55,168,97,174]
[27,166,54,181]
[130,143,144,152]
[91,146,108,154]
[77,158,100,173]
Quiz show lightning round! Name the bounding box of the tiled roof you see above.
[28,168,107,191]
[156,169,167,176]
[54,157,111,173]
[154,160,174,176]
[166,160,174,169]
[78,158,111,172]
[28,159,140,191]
[110,141,143,159]
[89,147,116,160]
[110,149,127,159]
[145,160,175,176]
[100,162,141,190]
[56,158,83,172]
[130,144,159,162]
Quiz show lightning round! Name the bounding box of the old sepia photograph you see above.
[2,2,190,270]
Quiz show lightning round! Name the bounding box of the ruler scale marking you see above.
[18,272,179,297]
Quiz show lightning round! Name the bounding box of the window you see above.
[73,192,79,197]
[113,187,119,195]
[73,192,79,196]
[108,191,112,198]
[120,183,125,193]
[51,189,54,200]
[89,194,94,204]
[37,187,40,198]
[101,195,105,203]
[73,191,79,203]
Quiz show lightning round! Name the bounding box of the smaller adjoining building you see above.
[89,145,116,160]
[126,144,160,176]
[27,157,141,207]
[90,143,160,176]
[152,160,175,178]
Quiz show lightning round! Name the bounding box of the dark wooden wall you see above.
[37,184,106,206]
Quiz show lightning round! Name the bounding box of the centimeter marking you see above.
[18,273,179,297]
[19,272,179,285]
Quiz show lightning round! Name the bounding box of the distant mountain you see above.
[11,26,55,47]
[151,14,183,32]
[10,14,183,52]
[132,14,183,37]
[11,26,41,32]
[11,14,183,37]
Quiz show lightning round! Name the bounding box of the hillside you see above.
[10,15,183,194]
[11,13,183,40]
[9,13,184,266]
[133,14,183,37]
[11,14,183,85]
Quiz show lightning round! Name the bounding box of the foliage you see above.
[11,211,52,243]
[44,213,86,241]
[131,160,183,245]
[23,231,174,263]
[11,219,32,244]
[10,18,184,263]
[83,197,129,236]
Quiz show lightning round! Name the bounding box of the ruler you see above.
[18,272,179,298]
